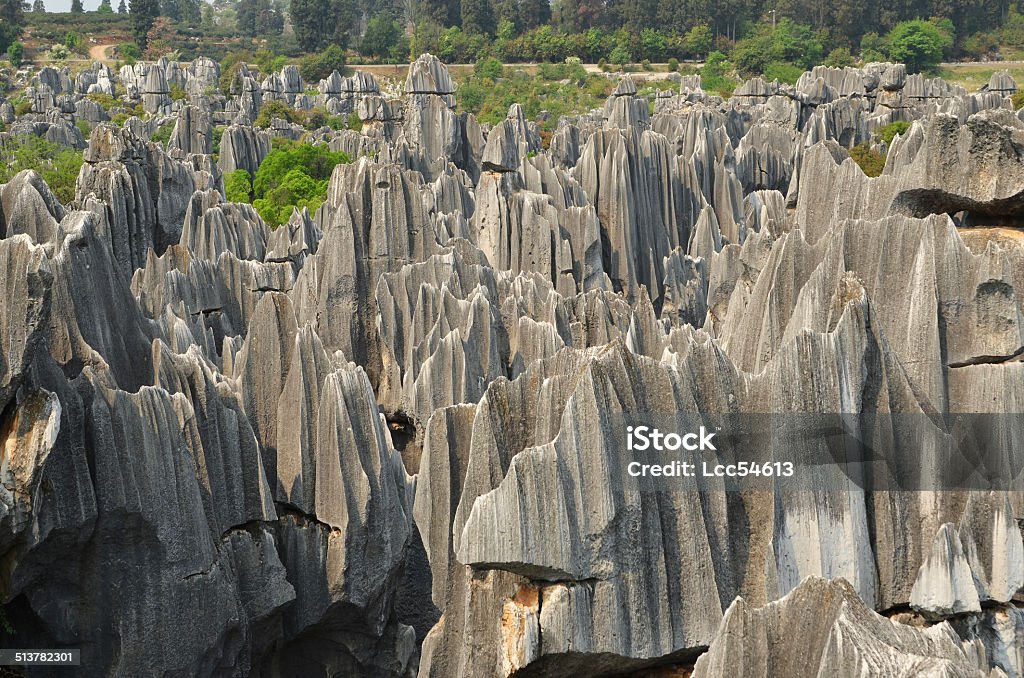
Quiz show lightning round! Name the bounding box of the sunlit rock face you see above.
[1,54,1023,678]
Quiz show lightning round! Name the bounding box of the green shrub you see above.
[763,61,803,84]
[299,45,348,83]
[0,136,84,203]
[536,61,586,81]
[118,42,141,61]
[1013,91,1024,110]
[169,83,186,101]
[458,78,486,111]
[75,118,91,138]
[14,101,32,116]
[211,126,225,154]
[667,57,679,72]
[87,92,117,109]
[150,121,175,145]
[254,99,296,128]
[700,51,737,97]
[474,55,503,79]
[876,120,910,145]
[849,142,885,177]
[224,169,252,202]
[219,51,256,95]
[347,111,361,130]
[824,47,854,68]
[7,41,23,67]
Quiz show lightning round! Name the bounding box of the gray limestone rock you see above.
[5,54,1024,678]
[217,124,272,176]
[694,577,992,678]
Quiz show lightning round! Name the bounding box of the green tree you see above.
[224,169,252,202]
[860,31,888,61]
[117,0,126,11]
[70,0,83,12]
[299,44,348,82]
[608,45,630,67]
[519,0,550,30]
[0,0,24,52]
[1003,6,1024,47]
[291,0,354,51]
[888,19,946,73]
[733,19,823,76]
[360,13,402,58]
[130,0,160,48]
[684,24,713,58]
[98,0,114,12]
[247,141,351,226]
[461,0,496,36]
[420,0,460,27]
[824,46,854,67]
[237,0,257,35]
[32,0,43,11]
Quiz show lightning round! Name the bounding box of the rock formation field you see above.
[0,53,1023,677]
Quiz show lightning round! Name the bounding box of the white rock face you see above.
[910,523,982,619]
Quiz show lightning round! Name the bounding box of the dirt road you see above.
[88,43,115,62]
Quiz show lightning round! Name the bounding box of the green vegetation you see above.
[876,120,910,145]
[732,19,824,77]
[0,136,84,204]
[456,61,611,133]
[151,121,175,145]
[700,51,737,98]
[6,41,22,67]
[824,47,855,68]
[245,141,351,226]
[849,142,885,177]
[888,19,951,74]
[224,169,252,203]
[118,42,142,63]
[299,45,349,83]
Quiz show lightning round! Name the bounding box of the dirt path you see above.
[88,43,116,62]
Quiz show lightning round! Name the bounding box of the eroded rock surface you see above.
[1,54,1023,678]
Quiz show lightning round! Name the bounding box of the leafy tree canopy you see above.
[247,141,351,226]
[888,19,950,73]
